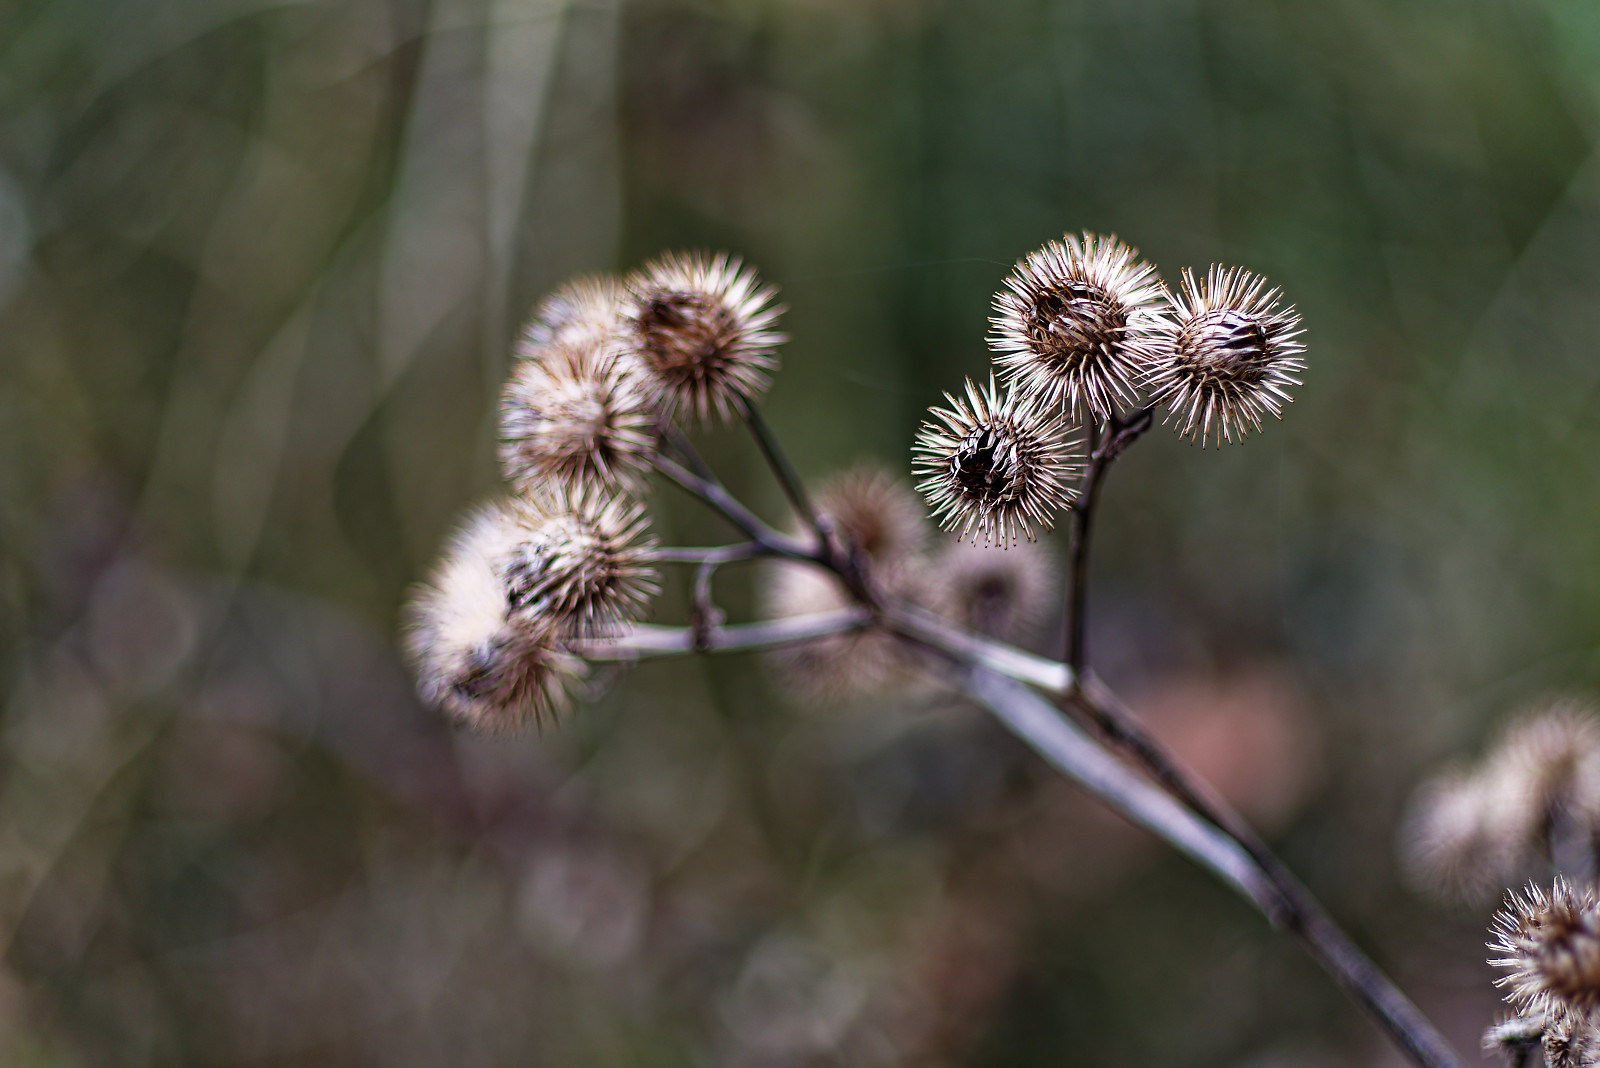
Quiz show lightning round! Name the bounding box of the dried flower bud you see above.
[622,251,785,423]
[404,503,585,731]
[519,275,626,357]
[1482,1011,1546,1065]
[1402,700,1600,902]
[930,536,1057,641]
[1543,1007,1600,1068]
[812,462,930,565]
[989,232,1167,418]
[1492,878,1600,1016]
[501,489,660,637]
[1399,767,1526,904]
[761,466,931,704]
[1490,702,1600,835]
[499,341,659,497]
[1145,265,1305,446]
[912,376,1078,545]
[762,564,913,704]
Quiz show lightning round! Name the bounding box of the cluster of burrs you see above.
[404,235,1306,732]
[914,233,1305,545]
[1402,700,1600,1067]
[405,252,785,731]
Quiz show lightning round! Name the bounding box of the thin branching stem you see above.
[647,544,766,565]
[1063,405,1153,672]
[627,411,1466,1068]
[1066,676,1463,1068]
[574,608,871,658]
[741,401,826,538]
[654,454,821,561]
[576,602,1464,1068]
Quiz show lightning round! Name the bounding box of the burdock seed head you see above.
[519,275,627,358]
[1482,1012,1547,1063]
[760,465,931,704]
[1146,265,1305,446]
[621,251,785,423]
[501,488,660,638]
[811,462,930,566]
[989,232,1168,419]
[931,536,1058,642]
[403,503,586,732]
[1400,699,1600,904]
[1541,1008,1600,1068]
[1491,878,1600,1016]
[499,341,659,498]
[912,376,1078,546]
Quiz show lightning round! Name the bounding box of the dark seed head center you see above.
[1025,280,1126,364]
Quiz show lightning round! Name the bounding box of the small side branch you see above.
[1063,406,1153,673]
[882,601,1072,694]
[573,607,871,660]
[655,455,820,561]
[742,401,825,538]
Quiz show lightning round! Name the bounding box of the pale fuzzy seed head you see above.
[403,504,585,732]
[1491,878,1600,1016]
[929,536,1058,642]
[499,341,660,498]
[912,376,1079,546]
[812,463,931,566]
[621,251,785,423]
[1146,265,1306,446]
[1482,1011,1546,1061]
[1399,766,1527,905]
[1401,701,1600,904]
[989,232,1168,419]
[761,561,921,704]
[760,466,933,704]
[518,275,626,358]
[501,489,660,637]
[1489,701,1600,834]
[1543,1007,1600,1068]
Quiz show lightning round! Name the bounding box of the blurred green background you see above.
[3,0,1600,1063]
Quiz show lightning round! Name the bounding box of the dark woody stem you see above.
[585,596,1465,1068]
[653,454,821,561]
[658,420,879,608]
[629,422,1466,1068]
[1065,675,1463,1068]
[739,400,826,541]
[1062,405,1153,673]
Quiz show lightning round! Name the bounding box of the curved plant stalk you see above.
[620,405,1468,1068]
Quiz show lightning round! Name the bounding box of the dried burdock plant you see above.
[932,536,1058,642]
[1542,1008,1600,1068]
[519,274,627,357]
[621,250,785,423]
[1402,701,1600,1068]
[763,465,931,701]
[1146,265,1305,446]
[1482,1011,1547,1068]
[500,341,659,498]
[1492,878,1600,1017]
[402,241,1485,1068]
[404,503,587,732]
[1401,700,1600,904]
[911,376,1078,545]
[500,489,660,637]
[989,232,1167,419]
